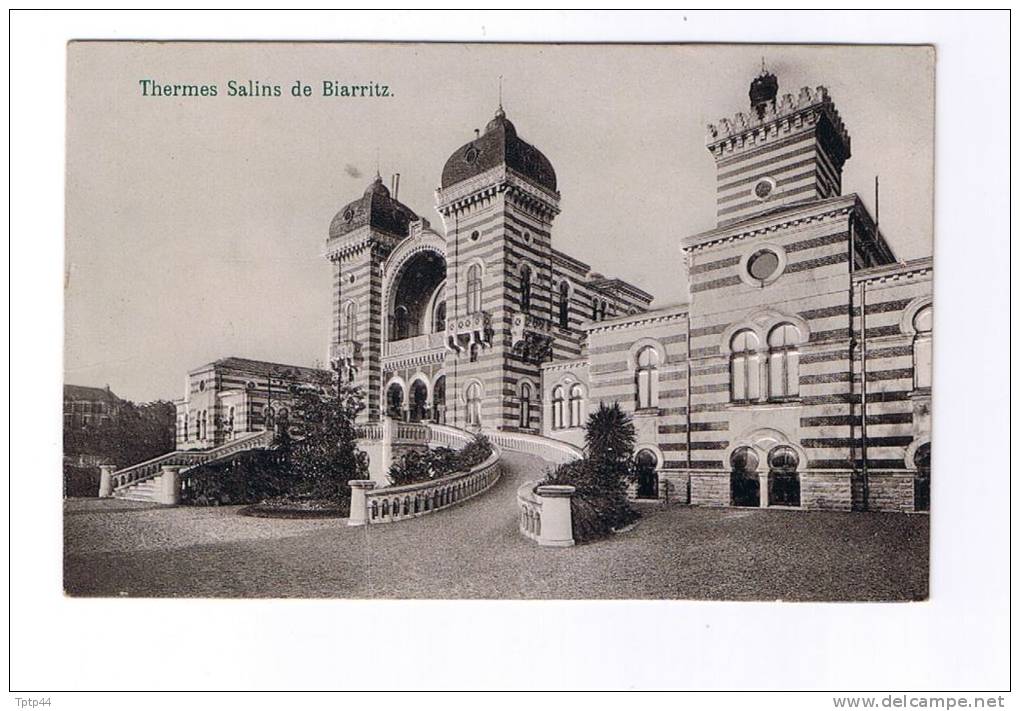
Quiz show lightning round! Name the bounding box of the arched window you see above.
[767,445,800,507]
[392,305,410,341]
[558,281,570,328]
[183,413,189,442]
[569,384,585,427]
[730,446,760,507]
[227,406,235,434]
[636,346,660,409]
[599,300,608,321]
[767,323,801,400]
[386,383,404,419]
[635,449,659,499]
[591,299,599,321]
[410,380,428,423]
[466,264,483,315]
[913,306,933,390]
[519,264,532,313]
[466,382,482,426]
[469,343,479,363]
[433,300,446,333]
[344,301,357,341]
[730,330,761,403]
[519,382,531,429]
[551,386,565,430]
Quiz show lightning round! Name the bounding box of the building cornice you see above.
[435,165,560,218]
[853,256,933,285]
[583,302,690,333]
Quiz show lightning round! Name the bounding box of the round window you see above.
[470,230,480,242]
[747,249,780,282]
[464,146,479,165]
[753,178,775,201]
[343,208,355,222]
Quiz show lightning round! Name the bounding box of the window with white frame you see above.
[551,386,565,429]
[730,330,761,403]
[519,264,532,313]
[466,264,483,315]
[466,382,482,426]
[519,382,531,428]
[767,323,801,399]
[636,346,660,409]
[569,384,585,427]
[344,301,357,341]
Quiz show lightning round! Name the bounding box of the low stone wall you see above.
[868,471,917,513]
[517,480,576,547]
[347,425,501,526]
[690,471,730,506]
[801,472,853,511]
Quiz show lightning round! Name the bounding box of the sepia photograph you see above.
[8,8,1012,699]
[63,41,934,601]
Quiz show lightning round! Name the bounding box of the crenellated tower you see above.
[706,65,852,227]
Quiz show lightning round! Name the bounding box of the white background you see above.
[6,9,1013,703]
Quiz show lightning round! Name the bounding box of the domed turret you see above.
[749,60,779,119]
[441,107,557,193]
[329,174,418,241]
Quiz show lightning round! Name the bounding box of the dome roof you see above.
[329,174,418,241]
[441,108,557,193]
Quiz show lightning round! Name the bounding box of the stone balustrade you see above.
[481,429,583,466]
[517,480,576,547]
[349,441,501,526]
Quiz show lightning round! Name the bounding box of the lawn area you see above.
[64,453,928,601]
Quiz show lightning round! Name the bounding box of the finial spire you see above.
[375,148,381,180]
[761,56,767,75]
[498,74,503,110]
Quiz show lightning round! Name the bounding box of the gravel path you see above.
[64,453,928,600]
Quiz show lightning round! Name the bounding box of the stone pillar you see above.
[98,464,116,498]
[159,465,182,505]
[759,471,769,508]
[536,484,575,547]
[348,480,376,527]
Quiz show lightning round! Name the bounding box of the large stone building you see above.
[179,65,932,514]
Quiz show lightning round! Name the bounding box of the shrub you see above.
[388,435,492,486]
[543,403,640,543]
[63,465,100,498]
[181,449,292,506]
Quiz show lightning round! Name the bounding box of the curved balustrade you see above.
[348,422,501,526]
[517,480,544,543]
[481,429,583,466]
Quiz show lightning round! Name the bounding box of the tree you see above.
[546,402,639,542]
[286,369,369,504]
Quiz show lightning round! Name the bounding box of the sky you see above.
[65,42,934,403]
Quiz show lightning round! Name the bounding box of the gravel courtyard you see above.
[64,452,929,600]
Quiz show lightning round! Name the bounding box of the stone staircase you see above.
[107,429,275,503]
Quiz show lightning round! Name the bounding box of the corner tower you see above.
[435,107,561,431]
[325,175,417,421]
[706,65,852,227]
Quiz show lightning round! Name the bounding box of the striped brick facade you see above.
[707,83,851,227]
[540,76,932,514]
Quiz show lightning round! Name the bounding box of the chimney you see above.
[474,128,480,138]
[393,173,400,201]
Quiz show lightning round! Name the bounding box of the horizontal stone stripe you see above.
[864,298,914,315]
[866,368,914,382]
[809,328,851,344]
[802,436,914,449]
[690,421,729,432]
[717,154,818,193]
[690,382,729,395]
[718,167,817,206]
[691,275,743,293]
[689,323,729,339]
[718,180,817,218]
[800,349,850,365]
[687,460,724,470]
[785,251,849,274]
[800,412,913,427]
[800,372,852,385]
[689,346,722,359]
[690,255,740,276]
[716,133,816,174]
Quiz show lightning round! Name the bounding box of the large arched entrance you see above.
[730,446,760,507]
[635,449,659,499]
[387,250,447,344]
[914,443,930,512]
